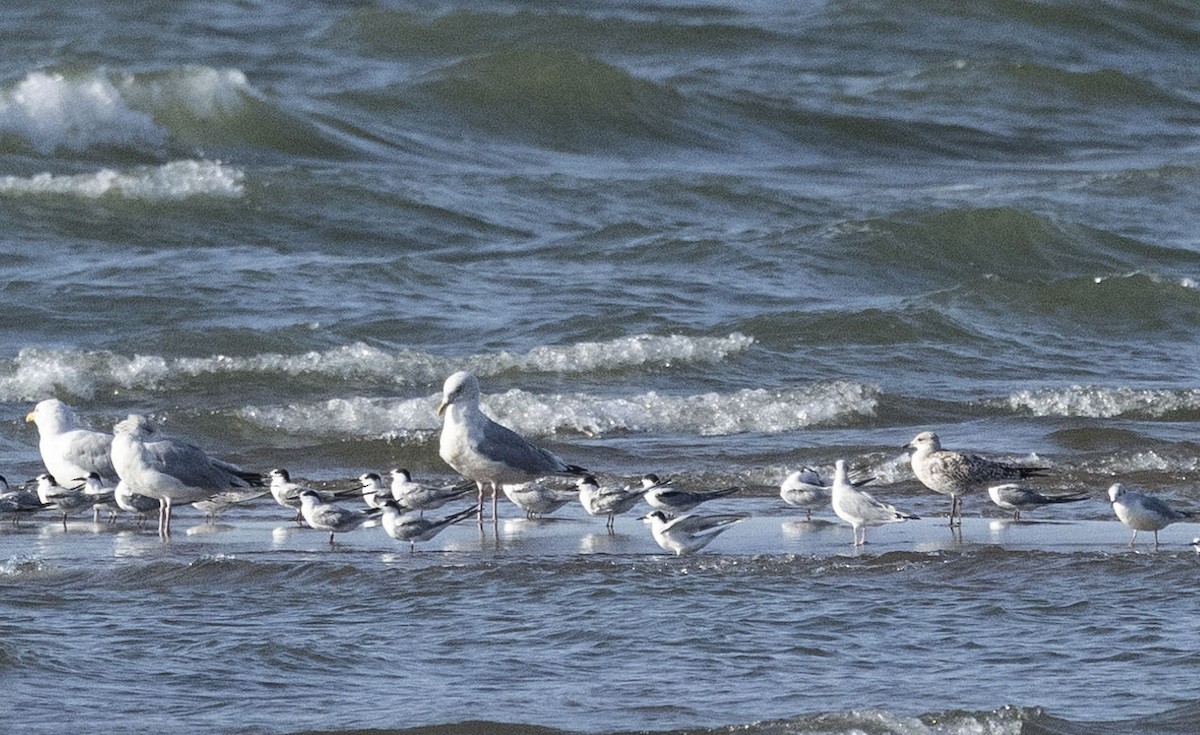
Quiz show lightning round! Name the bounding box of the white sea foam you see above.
[0,67,253,154]
[0,160,244,200]
[0,70,166,153]
[1000,385,1200,418]
[239,381,879,439]
[0,334,754,401]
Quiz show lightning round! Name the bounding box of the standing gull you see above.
[1108,483,1194,548]
[437,371,588,522]
[906,431,1047,527]
[26,399,118,486]
[987,484,1089,521]
[830,459,917,546]
[641,510,749,556]
[110,414,264,537]
[780,466,874,521]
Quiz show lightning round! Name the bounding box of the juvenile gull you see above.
[502,481,579,519]
[437,371,588,521]
[641,509,749,556]
[389,468,475,515]
[643,475,741,516]
[577,474,652,531]
[379,499,479,551]
[906,431,1047,526]
[298,489,381,545]
[110,414,264,537]
[780,466,874,521]
[830,459,917,546]
[987,484,1089,521]
[26,399,118,486]
[1108,483,1194,548]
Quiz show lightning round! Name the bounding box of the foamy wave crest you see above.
[239,381,879,439]
[999,385,1200,418]
[0,66,253,154]
[0,160,244,200]
[0,334,753,401]
[477,333,755,374]
[0,70,166,153]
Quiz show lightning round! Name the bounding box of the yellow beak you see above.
[25,411,35,423]
[437,400,449,417]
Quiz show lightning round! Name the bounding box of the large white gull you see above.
[26,399,118,486]
[110,414,263,537]
[437,371,588,522]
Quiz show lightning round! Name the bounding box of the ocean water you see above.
[2,1,1200,733]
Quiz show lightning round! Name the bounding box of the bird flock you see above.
[5,372,1196,553]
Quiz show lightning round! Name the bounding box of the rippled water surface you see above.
[2,1,1200,733]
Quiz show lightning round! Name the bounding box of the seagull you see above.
[298,489,382,545]
[36,473,107,530]
[577,475,651,531]
[643,475,741,516]
[987,484,1089,521]
[378,499,479,551]
[780,466,875,521]
[437,371,588,522]
[357,472,392,509]
[110,414,264,537]
[113,480,160,528]
[641,509,749,555]
[906,431,1047,527]
[830,459,917,546]
[1108,483,1194,548]
[26,399,119,487]
[502,481,580,519]
[389,468,476,515]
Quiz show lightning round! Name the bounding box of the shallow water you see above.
[2,0,1200,733]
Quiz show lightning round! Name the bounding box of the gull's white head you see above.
[906,431,941,453]
[832,459,850,486]
[113,414,156,440]
[438,371,480,417]
[26,398,76,432]
[1107,483,1126,504]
